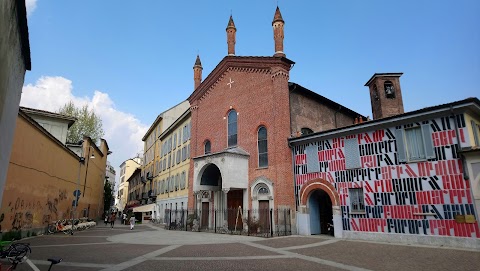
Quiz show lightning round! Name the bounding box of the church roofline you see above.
[288,82,365,119]
[188,56,295,103]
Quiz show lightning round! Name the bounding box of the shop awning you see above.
[133,203,155,213]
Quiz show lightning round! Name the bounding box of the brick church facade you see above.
[186,7,362,232]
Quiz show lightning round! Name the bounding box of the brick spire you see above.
[226,15,236,56]
[272,6,285,57]
[193,55,203,90]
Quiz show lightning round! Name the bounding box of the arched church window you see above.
[301,128,313,135]
[384,81,395,99]
[258,126,268,167]
[204,140,211,154]
[258,186,269,194]
[227,110,237,147]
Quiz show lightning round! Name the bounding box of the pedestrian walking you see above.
[122,213,127,225]
[104,213,108,226]
[110,212,116,228]
[129,216,136,230]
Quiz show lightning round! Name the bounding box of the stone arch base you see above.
[297,178,343,238]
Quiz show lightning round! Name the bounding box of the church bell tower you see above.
[365,73,405,120]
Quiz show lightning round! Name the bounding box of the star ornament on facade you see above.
[227,78,235,89]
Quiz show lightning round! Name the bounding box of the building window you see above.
[173,133,177,149]
[228,110,237,147]
[472,120,480,146]
[349,188,365,212]
[257,126,268,167]
[258,186,269,194]
[305,144,319,173]
[396,124,435,162]
[345,137,361,169]
[384,81,395,99]
[204,140,211,154]
[301,128,313,135]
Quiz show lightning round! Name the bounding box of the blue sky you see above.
[20,0,479,186]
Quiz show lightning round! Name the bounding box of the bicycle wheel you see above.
[7,244,31,263]
[47,223,56,234]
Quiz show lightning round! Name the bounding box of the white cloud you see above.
[21,76,148,187]
[25,0,37,15]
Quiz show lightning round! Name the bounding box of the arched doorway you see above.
[298,178,342,237]
[308,189,333,235]
[199,164,222,229]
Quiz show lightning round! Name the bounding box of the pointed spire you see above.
[226,15,237,56]
[193,55,203,90]
[194,54,202,67]
[272,6,284,25]
[272,6,285,57]
[226,15,236,30]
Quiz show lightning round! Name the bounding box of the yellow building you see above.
[135,101,189,218]
[156,109,191,223]
[0,108,110,234]
[117,157,142,212]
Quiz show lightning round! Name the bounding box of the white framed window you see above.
[396,124,435,162]
[349,188,365,212]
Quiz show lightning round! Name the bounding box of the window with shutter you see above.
[397,125,435,162]
[472,120,480,146]
[173,134,177,150]
[305,144,319,173]
[345,137,361,169]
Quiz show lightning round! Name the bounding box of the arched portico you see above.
[192,148,250,230]
[297,178,343,238]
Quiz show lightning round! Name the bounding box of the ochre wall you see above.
[0,114,107,233]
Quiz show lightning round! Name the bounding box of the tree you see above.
[103,181,113,212]
[58,101,104,143]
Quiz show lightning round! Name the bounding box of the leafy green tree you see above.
[58,101,104,143]
[103,181,113,212]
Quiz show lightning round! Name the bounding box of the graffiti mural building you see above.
[290,73,480,249]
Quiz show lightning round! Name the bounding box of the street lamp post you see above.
[71,143,94,235]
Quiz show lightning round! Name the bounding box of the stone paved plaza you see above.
[8,222,479,271]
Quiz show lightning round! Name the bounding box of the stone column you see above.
[332,205,343,238]
[222,188,230,232]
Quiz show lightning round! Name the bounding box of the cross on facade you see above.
[227,78,235,88]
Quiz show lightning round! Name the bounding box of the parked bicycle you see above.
[0,256,61,271]
[47,219,71,234]
[0,240,31,270]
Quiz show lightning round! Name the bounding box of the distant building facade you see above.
[156,109,191,222]
[0,108,110,233]
[138,101,190,219]
[117,157,142,213]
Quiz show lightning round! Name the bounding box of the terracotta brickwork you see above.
[188,59,295,209]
